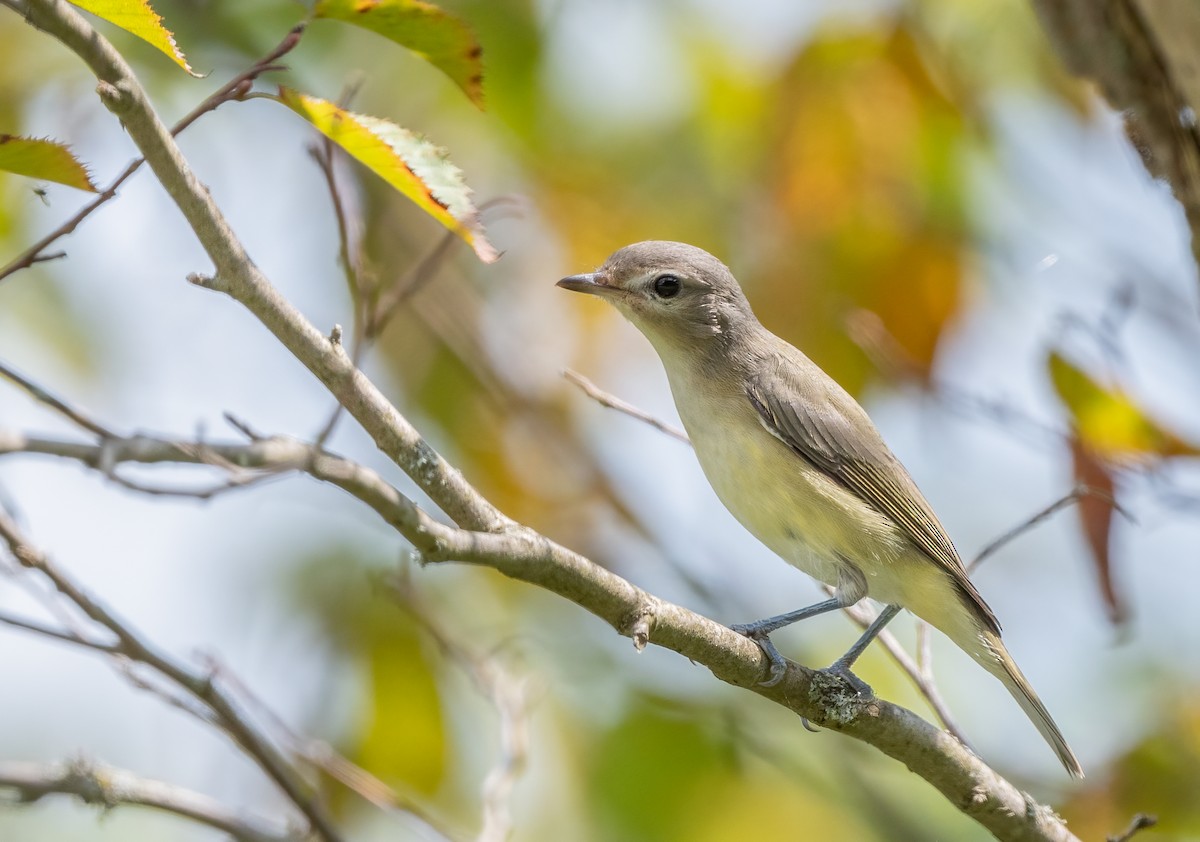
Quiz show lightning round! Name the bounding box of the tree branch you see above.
[561,368,970,742]
[562,369,691,443]
[8,2,1082,838]
[0,19,305,283]
[0,427,1079,840]
[1032,0,1200,269]
[14,0,508,534]
[0,758,292,842]
[0,410,1079,839]
[1107,812,1157,842]
[0,509,344,842]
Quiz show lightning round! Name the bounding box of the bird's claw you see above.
[821,658,874,698]
[731,624,789,687]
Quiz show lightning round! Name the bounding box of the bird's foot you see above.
[819,657,874,698]
[730,623,789,687]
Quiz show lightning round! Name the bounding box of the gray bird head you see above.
[557,241,757,356]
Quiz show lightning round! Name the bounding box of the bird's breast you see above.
[666,368,907,590]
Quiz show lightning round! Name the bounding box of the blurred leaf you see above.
[313,0,484,108]
[356,629,446,792]
[678,774,880,842]
[276,87,497,262]
[1048,352,1200,459]
[588,696,730,842]
[587,695,889,842]
[1069,437,1125,625]
[0,270,104,375]
[1062,697,1200,839]
[0,135,96,192]
[69,0,197,75]
[289,549,446,793]
[760,25,968,393]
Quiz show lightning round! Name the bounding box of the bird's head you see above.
[557,241,756,356]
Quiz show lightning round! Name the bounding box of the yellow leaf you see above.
[276,87,497,263]
[1048,352,1199,459]
[314,0,484,109]
[0,135,97,192]
[69,0,196,75]
[356,632,446,792]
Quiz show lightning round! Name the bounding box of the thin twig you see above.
[562,370,690,444]
[0,360,116,437]
[1107,813,1157,842]
[0,508,344,842]
[0,23,306,283]
[1,363,293,500]
[209,656,463,842]
[11,1,1083,835]
[0,609,117,653]
[563,368,969,739]
[308,85,370,448]
[369,195,525,340]
[103,466,287,500]
[0,758,292,842]
[835,595,971,747]
[970,484,1130,573]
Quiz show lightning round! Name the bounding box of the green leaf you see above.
[276,87,497,262]
[69,0,197,75]
[0,135,97,192]
[313,0,484,108]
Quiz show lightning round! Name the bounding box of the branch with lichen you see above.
[0,1,1089,839]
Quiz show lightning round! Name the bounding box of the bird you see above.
[558,240,1082,778]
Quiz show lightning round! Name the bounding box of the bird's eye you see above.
[654,274,682,298]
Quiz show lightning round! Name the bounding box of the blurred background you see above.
[2,0,1200,839]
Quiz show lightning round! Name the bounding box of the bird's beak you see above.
[557,273,622,298]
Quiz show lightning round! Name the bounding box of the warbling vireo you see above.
[558,241,1082,778]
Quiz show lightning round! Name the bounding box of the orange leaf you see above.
[1069,438,1126,625]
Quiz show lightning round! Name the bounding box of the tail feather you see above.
[977,631,1083,778]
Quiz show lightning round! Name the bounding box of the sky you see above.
[2,0,1200,838]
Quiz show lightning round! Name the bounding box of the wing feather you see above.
[746,355,1000,634]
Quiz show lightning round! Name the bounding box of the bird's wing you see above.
[745,354,999,634]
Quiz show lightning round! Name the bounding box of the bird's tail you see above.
[973,630,1084,778]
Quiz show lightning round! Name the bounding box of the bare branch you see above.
[562,369,690,444]
[0,22,305,283]
[209,657,464,842]
[969,484,1130,573]
[0,758,293,842]
[0,416,1078,839]
[0,360,116,437]
[0,609,117,653]
[22,0,510,534]
[1107,813,1158,842]
[0,509,344,842]
[837,599,970,749]
[8,2,1083,837]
